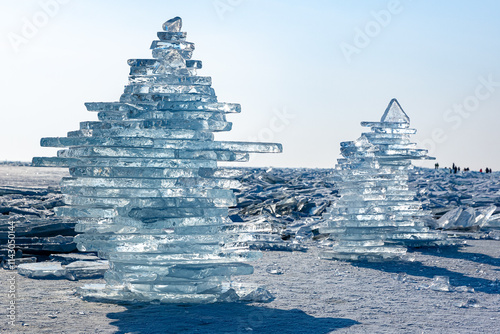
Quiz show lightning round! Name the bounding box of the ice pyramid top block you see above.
[163,16,182,32]
[319,99,447,262]
[33,17,282,304]
[380,98,410,123]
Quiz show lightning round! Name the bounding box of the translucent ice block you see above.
[33,17,281,303]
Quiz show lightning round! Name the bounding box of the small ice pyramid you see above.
[33,17,282,303]
[319,99,447,261]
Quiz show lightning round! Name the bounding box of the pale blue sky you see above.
[1,0,499,169]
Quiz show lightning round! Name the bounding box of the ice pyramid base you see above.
[77,282,273,304]
[319,241,407,261]
[388,231,450,247]
[390,236,459,248]
[386,223,450,247]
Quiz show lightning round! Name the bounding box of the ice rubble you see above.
[234,168,500,242]
[232,168,335,250]
[0,186,76,256]
[411,169,500,230]
[32,17,281,303]
[318,99,448,261]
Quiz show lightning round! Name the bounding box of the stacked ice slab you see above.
[32,17,282,303]
[319,99,447,261]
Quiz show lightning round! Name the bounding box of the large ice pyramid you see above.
[319,99,447,261]
[33,17,282,303]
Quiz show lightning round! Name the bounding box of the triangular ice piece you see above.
[380,98,410,123]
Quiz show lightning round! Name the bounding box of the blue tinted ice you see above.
[33,17,282,303]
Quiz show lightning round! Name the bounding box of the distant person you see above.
[458,167,460,172]
[434,163,439,169]
[480,169,483,173]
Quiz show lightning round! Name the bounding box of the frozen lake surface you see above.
[1,165,499,333]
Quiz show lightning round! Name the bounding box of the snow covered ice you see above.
[319,99,449,261]
[32,17,281,303]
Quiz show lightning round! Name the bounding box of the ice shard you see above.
[319,99,447,261]
[33,17,282,303]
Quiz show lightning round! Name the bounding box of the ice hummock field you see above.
[1,165,500,333]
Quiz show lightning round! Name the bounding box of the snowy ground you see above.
[2,240,499,333]
[1,166,500,333]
